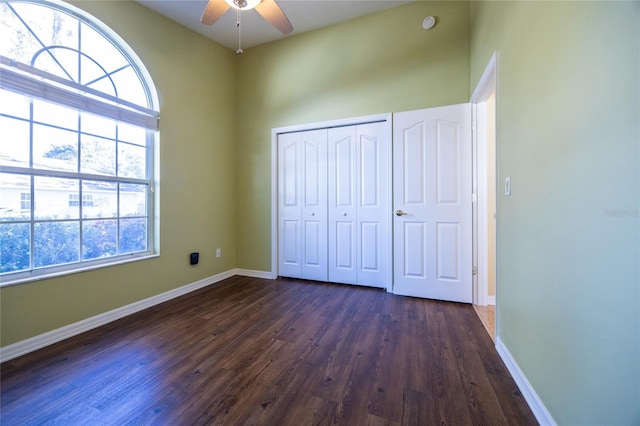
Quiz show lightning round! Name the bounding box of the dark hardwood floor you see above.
[1,276,537,425]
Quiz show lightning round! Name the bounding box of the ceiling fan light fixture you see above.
[225,0,261,10]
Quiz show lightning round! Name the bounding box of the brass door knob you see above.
[396,210,407,216]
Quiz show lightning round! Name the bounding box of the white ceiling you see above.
[136,0,412,51]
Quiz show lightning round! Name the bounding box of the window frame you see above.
[0,0,160,286]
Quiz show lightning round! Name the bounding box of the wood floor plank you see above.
[0,276,537,425]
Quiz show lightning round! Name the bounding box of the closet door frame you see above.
[271,113,393,291]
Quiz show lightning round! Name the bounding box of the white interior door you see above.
[278,129,328,281]
[393,104,472,303]
[328,122,389,288]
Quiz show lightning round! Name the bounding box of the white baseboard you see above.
[496,337,556,426]
[488,295,496,305]
[0,269,239,363]
[234,268,275,279]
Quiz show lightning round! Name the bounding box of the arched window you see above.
[0,0,159,284]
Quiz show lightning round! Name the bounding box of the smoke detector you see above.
[422,16,436,30]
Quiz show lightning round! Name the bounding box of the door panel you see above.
[436,222,459,280]
[393,104,472,303]
[335,221,353,269]
[328,127,357,284]
[355,122,389,288]
[278,129,327,281]
[278,133,302,278]
[404,221,426,278]
[328,122,389,288]
[281,219,299,269]
[301,130,328,281]
[360,134,378,206]
[403,123,426,204]
[436,120,461,204]
[360,221,379,271]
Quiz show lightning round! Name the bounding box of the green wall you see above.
[470,1,640,424]
[0,1,238,346]
[3,1,639,424]
[235,1,470,270]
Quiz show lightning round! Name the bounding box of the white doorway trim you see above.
[471,52,498,308]
[270,113,393,289]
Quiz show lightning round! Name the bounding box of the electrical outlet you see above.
[216,248,221,258]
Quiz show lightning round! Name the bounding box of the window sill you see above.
[0,253,160,288]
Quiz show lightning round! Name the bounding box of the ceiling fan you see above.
[201,0,293,53]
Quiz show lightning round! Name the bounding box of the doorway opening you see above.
[471,52,498,342]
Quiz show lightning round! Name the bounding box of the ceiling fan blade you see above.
[201,0,230,25]
[255,0,293,35]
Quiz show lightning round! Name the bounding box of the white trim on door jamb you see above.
[471,52,498,308]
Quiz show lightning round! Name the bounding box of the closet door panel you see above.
[328,126,357,284]
[278,133,302,278]
[301,129,328,281]
[356,122,389,288]
[279,119,389,289]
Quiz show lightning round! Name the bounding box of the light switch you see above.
[505,176,511,196]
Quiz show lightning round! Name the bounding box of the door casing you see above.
[471,51,498,309]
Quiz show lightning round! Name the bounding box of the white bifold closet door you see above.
[277,121,389,289]
[328,122,389,288]
[278,129,328,281]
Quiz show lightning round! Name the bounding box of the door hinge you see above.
[472,266,478,276]
[472,193,477,203]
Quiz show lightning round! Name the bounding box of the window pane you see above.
[110,66,147,107]
[33,99,78,130]
[82,181,117,219]
[34,46,79,83]
[81,112,116,139]
[0,3,49,65]
[11,3,79,79]
[118,142,145,179]
[120,183,147,217]
[33,124,78,172]
[0,173,30,222]
[0,116,30,167]
[79,55,116,96]
[0,2,20,58]
[34,221,79,268]
[119,217,146,254]
[0,89,30,119]
[35,176,79,220]
[81,135,115,176]
[82,219,117,260]
[80,22,128,83]
[118,122,147,146]
[0,222,30,273]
